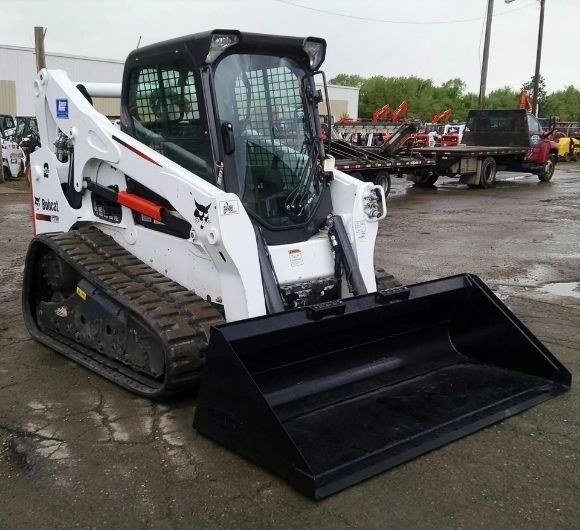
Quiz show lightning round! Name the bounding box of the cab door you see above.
[526,113,549,163]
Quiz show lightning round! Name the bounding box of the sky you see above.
[2,0,579,94]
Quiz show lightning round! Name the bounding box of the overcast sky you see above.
[3,0,578,94]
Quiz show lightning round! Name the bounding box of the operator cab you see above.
[121,30,331,244]
[0,114,15,138]
[14,116,39,140]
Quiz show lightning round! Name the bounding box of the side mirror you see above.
[315,89,324,104]
[221,122,235,154]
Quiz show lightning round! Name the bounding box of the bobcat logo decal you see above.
[194,200,211,229]
[34,196,41,208]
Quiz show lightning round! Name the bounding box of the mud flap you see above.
[193,274,571,499]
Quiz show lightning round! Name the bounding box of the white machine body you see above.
[1,137,25,179]
[30,69,384,322]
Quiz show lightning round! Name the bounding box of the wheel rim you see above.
[545,158,554,177]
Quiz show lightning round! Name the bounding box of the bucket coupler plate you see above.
[193,273,571,499]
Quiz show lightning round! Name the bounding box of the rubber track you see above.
[30,227,224,397]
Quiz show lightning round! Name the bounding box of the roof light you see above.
[302,38,326,70]
[206,33,239,64]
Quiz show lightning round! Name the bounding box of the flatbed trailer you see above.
[329,123,436,195]
[407,110,559,188]
[334,152,436,196]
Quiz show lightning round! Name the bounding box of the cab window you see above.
[527,114,542,133]
[127,63,214,183]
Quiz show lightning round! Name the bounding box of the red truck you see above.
[410,109,559,188]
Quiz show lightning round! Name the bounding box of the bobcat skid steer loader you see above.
[22,30,571,499]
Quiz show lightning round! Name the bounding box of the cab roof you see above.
[125,29,326,71]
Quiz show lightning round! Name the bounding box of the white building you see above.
[317,83,359,121]
[0,44,359,121]
[0,44,123,117]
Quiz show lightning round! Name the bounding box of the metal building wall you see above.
[0,80,17,115]
[316,83,360,120]
[0,45,123,117]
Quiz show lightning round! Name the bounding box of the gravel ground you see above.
[0,166,578,529]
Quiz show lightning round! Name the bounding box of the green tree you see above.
[359,76,438,120]
[485,87,519,109]
[544,86,580,121]
[329,74,366,88]
[330,72,579,123]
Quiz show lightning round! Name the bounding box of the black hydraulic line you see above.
[65,146,83,209]
[254,225,285,314]
[328,215,367,296]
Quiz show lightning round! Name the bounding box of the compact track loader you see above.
[23,30,571,499]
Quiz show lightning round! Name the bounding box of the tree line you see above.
[329,74,580,122]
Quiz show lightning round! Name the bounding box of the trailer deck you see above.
[415,146,529,157]
[335,155,436,171]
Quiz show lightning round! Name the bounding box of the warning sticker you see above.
[354,220,367,239]
[288,248,304,267]
[76,286,87,300]
[219,200,239,216]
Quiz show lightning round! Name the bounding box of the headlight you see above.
[206,33,239,64]
[302,38,326,70]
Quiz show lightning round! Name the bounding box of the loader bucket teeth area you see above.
[194,274,571,499]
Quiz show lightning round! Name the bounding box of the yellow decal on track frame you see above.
[76,286,87,300]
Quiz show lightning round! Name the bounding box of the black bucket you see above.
[193,274,571,499]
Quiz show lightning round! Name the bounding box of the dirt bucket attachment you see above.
[193,274,571,499]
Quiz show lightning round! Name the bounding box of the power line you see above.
[272,0,537,25]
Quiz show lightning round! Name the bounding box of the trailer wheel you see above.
[538,154,557,182]
[413,170,439,187]
[478,157,497,188]
[374,171,392,197]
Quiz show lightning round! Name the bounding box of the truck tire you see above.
[538,154,557,182]
[374,170,392,197]
[413,170,438,187]
[478,156,497,188]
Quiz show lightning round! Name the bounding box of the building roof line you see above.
[0,44,124,64]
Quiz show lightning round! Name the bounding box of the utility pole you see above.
[478,0,495,108]
[34,26,46,72]
[532,0,546,115]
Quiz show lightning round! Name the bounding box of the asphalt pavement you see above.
[0,166,578,529]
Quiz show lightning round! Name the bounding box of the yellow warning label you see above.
[76,286,87,300]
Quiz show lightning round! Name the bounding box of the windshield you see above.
[1,116,15,130]
[214,54,323,228]
[16,118,38,137]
